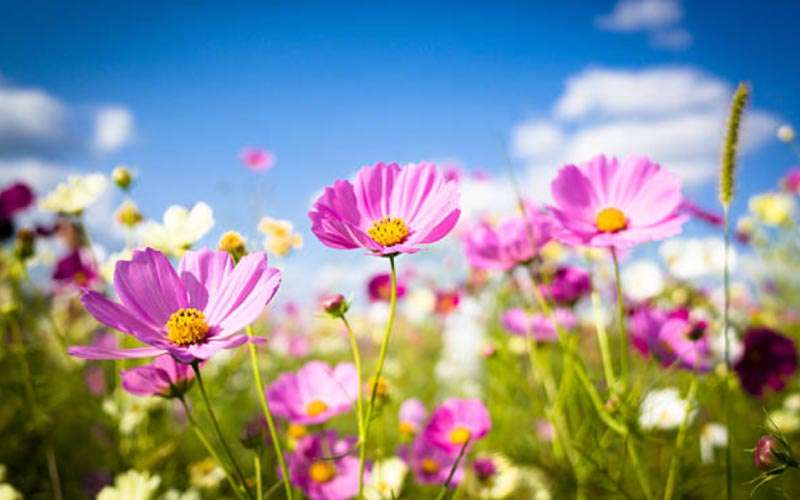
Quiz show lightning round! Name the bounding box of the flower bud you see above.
[112,166,134,190]
[218,231,247,262]
[754,435,781,471]
[321,293,349,318]
[14,227,35,260]
[115,200,143,228]
[240,415,269,450]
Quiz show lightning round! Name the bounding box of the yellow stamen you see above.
[421,458,441,474]
[449,426,471,445]
[367,216,409,247]
[308,461,337,483]
[165,308,210,346]
[595,207,628,233]
[306,400,329,417]
[288,423,308,439]
[399,421,416,436]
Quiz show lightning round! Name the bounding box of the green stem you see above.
[191,363,254,500]
[591,290,616,391]
[611,248,629,388]
[722,206,733,500]
[360,255,399,496]
[179,396,244,499]
[245,327,294,500]
[663,378,699,500]
[341,315,366,497]
[435,440,469,500]
[628,439,654,500]
[255,454,263,500]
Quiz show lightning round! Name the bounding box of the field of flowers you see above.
[2,84,800,500]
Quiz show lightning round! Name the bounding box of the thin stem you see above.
[360,255,399,493]
[722,206,733,500]
[340,315,366,497]
[179,396,244,499]
[591,290,616,391]
[435,440,469,500]
[45,447,63,500]
[245,327,294,500]
[191,363,254,500]
[611,248,630,388]
[663,378,699,500]
[627,439,654,500]
[255,454,263,500]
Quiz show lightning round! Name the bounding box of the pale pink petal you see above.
[81,290,167,346]
[68,345,164,360]
[353,162,400,222]
[178,249,234,310]
[550,165,599,226]
[114,248,188,327]
[205,253,280,331]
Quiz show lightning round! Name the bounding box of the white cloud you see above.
[0,81,68,156]
[596,0,682,32]
[651,28,693,50]
[512,66,779,192]
[93,106,134,153]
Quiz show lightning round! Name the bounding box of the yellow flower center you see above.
[288,423,308,439]
[165,308,210,346]
[367,216,409,247]
[595,207,628,233]
[398,421,416,436]
[449,426,471,445]
[308,461,337,483]
[421,458,441,474]
[306,400,329,417]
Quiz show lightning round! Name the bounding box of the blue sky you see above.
[1,0,798,298]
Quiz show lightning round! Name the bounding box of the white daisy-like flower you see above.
[699,423,728,463]
[463,454,522,499]
[97,470,161,500]
[621,260,664,302]
[139,202,214,256]
[777,124,795,143]
[364,457,408,500]
[660,238,735,280]
[40,173,108,215]
[638,388,695,431]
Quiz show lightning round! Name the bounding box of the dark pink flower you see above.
[0,182,34,241]
[541,266,591,305]
[434,289,461,316]
[367,272,407,302]
[782,168,800,194]
[68,248,280,363]
[120,354,195,397]
[549,155,687,249]
[309,162,460,256]
[53,249,99,287]
[734,327,798,397]
[240,147,276,172]
[287,430,360,500]
[423,398,490,455]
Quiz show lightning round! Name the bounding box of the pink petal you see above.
[353,162,400,221]
[81,290,168,346]
[550,165,599,226]
[68,345,164,360]
[178,249,235,310]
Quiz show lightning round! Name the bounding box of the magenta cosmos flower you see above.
[550,155,687,249]
[404,435,465,485]
[423,398,491,455]
[68,248,280,363]
[630,306,712,372]
[502,308,577,342]
[53,249,99,288]
[309,162,460,256]
[462,204,552,271]
[121,354,195,397]
[398,398,428,437]
[367,271,407,302]
[287,430,361,500]
[540,266,591,306]
[267,361,357,425]
[734,327,798,397]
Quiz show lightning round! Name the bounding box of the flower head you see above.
[405,435,465,485]
[398,398,428,437]
[68,247,280,363]
[782,168,800,194]
[0,181,34,241]
[777,124,796,143]
[40,173,108,215]
[287,430,360,500]
[502,308,576,343]
[364,457,408,500]
[52,249,99,288]
[424,398,491,454]
[115,200,144,228]
[367,272,407,302]
[267,361,357,425]
[748,192,795,226]
[309,162,460,256]
[540,266,591,305]
[121,354,195,398]
[140,202,214,256]
[464,454,521,499]
[734,327,798,397]
[549,155,686,249]
[462,205,552,271]
[112,166,134,190]
[240,147,276,172]
[257,216,303,257]
[97,470,161,500]
[638,387,694,431]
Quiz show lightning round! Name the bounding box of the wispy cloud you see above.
[595,0,692,51]
[93,106,134,154]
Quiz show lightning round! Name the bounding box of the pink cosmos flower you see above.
[287,430,360,500]
[782,167,800,194]
[630,306,711,372]
[434,288,461,316]
[404,435,465,485]
[549,155,687,249]
[121,354,195,397]
[423,398,491,455]
[240,147,276,172]
[462,205,553,271]
[266,361,357,425]
[367,272,407,302]
[540,266,591,305]
[309,162,460,256]
[501,308,577,342]
[398,398,428,436]
[53,249,99,288]
[68,248,280,363]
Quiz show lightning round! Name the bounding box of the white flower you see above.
[767,408,800,434]
[660,238,735,280]
[783,393,800,412]
[0,484,23,500]
[621,260,664,301]
[699,423,728,463]
[364,457,408,500]
[102,389,163,435]
[748,192,795,226]
[97,470,161,500]
[258,216,303,257]
[189,458,227,490]
[161,489,201,500]
[40,173,108,215]
[139,202,214,256]
[463,454,521,499]
[777,124,796,143]
[638,388,695,431]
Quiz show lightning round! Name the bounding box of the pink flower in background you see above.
[121,354,196,397]
[423,398,490,455]
[462,204,553,271]
[84,365,106,396]
[267,361,357,425]
[434,288,461,316]
[367,272,407,302]
[0,181,34,239]
[398,398,428,436]
[657,310,712,372]
[501,308,577,342]
[782,167,800,194]
[287,430,360,500]
[309,162,460,256]
[405,435,465,485]
[68,248,280,363]
[240,147,276,172]
[540,266,591,305]
[735,327,798,397]
[53,249,99,288]
[549,155,687,249]
[630,304,668,359]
